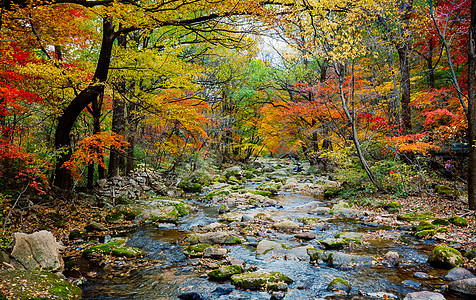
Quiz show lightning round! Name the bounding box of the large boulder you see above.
[256,239,285,256]
[272,220,299,232]
[11,230,64,272]
[449,278,476,296]
[178,169,213,193]
[427,245,464,269]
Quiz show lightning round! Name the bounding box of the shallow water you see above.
[79,191,474,300]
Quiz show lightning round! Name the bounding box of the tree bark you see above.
[397,44,412,133]
[53,18,115,189]
[468,0,476,210]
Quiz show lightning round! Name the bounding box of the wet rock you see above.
[404,291,445,300]
[267,281,288,291]
[0,270,81,300]
[327,277,351,293]
[414,272,432,279]
[307,248,375,269]
[272,220,299,232]
[183,244,212,257]
[208,265,242,281]
[85,221,108,232]
[256,239,284,256]
[203,246,228,259]
[319,238,348,250]
[230,271,293,291]
[294,232,316,240]
[270,292,286,300]
[427,245,464,269]
[187,231,242,245]
[241,214,253,222]
[178,291,208,300]
[444,267,475,281]
[382,251,399,267]
[449,277,476,295]
[11,230,64,272]
[402,280,422,290]
[212,284,234,296]
[226,256,245,268]
[335,232,363,243]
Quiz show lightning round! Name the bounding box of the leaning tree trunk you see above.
[468,0,476,210]
[53,19,115,190]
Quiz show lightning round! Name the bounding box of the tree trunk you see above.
[53,18,115,189]
[467,0,476,210]
[397,44,412,133]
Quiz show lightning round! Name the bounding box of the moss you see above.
[324,186,340,199]
[414,229,436,238]
[69,229,87,240]
[464,250,476,260]
[397,212,434,221]
[183,243,211,257]
[416,221,437,232]
[299,217,319,225]
[207,265,242,281]
[383,201,402,211]
[0,270,81,300]
[178,181,202,193]
[173,202,191,216]
[432,218,451,226]
[250,190,272,197]
[428,245,464,269]
[448,216,467,227]
[243,170,255,180]
[434,185,458,196]
[226,236,242,244]
[83,238,143,258]
[105,211,123,223]
[231,271,293,290]
[328,277,351,289]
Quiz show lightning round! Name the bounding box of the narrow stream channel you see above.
[78,189,473,300]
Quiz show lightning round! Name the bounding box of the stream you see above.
[76,166,473,300]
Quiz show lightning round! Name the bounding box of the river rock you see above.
[330,201,358,216]
[256,239,284,256]
[449,277,476,295]
[257,181,282,195]
[382,251,399,267]
[327,277,351,293]
[178,291,208,300]
[309,207,331,215]
[230,271,293,291]
[272,220,299,231]
[294,232,316,240]
[444,267,475,281]
[402,280,422,289]
[83,238,144,258]
[404,291,445,300]
[208,265,242,281]
[319,238,348,250]
[85,221,108,232]
[187,231,242,245]
[183,244,212,257]
[307,248,375,269]
[427,245,464,269]
[11,230,64,272]
[203,246,228,259]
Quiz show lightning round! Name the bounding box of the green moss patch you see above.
[448,216,467,227]
[183,244,212,257]
[432,218,451,226]
[208,265,242,281]
[83,238,144,258]
[428,245,464,269]
[397,212,434,221]
[416,221,436,232]
[0,270,81,300]
[231,271,293,291]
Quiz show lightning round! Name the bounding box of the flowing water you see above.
[78,189,473,300]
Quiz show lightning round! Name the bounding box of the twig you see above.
[2,182,30,232]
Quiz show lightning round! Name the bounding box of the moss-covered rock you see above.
[307,248,375,268]
[0,270,82,300]
[432,218,451,226]
[83,238,144,258]
[448,216,468,227]
[178,180,202,193]
[183,243,212,257]
[69,229,87,240]
[257,181,282,195]
[416,221,437,232]
[227,176,241,185]
[428,245,464,269]
[207,265,242,281]
[414,229,436,239]
[324,186,340,199]
[397,212,434,221]
[319,238,349,250]
[383,201,402,212]
[327,277,351,293]
[464,250,476,260]
[250,190,272,197]
[335,232,363,244]
[434,185,458,197]
[231,272,293,291]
